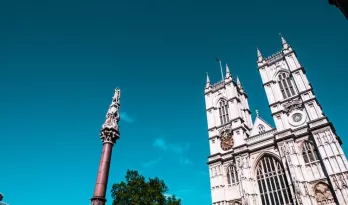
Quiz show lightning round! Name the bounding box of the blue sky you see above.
[1,0,348,204]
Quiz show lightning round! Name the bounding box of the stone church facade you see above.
[204,35,348,205]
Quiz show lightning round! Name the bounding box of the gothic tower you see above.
[205,35,348,205]
[205,64,253,204]
[91,88,121,205]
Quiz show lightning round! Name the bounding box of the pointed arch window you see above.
[258,125,266,134]
[302,141,319,164]
[227,164,239,186]
[256,156,293,205]
[301,141,323,179]
[219,100,230,125]
[277,72,296,99]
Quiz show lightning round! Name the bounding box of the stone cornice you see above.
[208,124,249,140]
[207,117,245,132]
[290,66,306,74]
[263,80,275,87]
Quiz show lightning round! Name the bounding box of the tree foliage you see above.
[111,170,181,205]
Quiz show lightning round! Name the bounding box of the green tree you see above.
[111,170,181,205]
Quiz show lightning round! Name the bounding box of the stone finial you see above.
[206,72,210,83]
[257,47,264,63]
[256,109,259,117]
[237,76,241,86]
[279,33,290,50]
[205,72,212,89]
[100,88,121,144]
[225,64,231,79]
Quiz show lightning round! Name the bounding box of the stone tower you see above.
[91,89,121,205]
[205,35,348,205]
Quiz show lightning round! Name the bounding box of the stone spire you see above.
[205,72,212,89]
[100,88,121,144]
[237,76,245,93]
[257,47,264,63]
[279,33,290,50]
[237,76,242,87]
[225,64,231,79]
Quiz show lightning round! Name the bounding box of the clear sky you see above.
[1,0,348,204]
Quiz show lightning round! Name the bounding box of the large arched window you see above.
[277,72,296,99]
[256,156,293,205]
[219,100,230,125]
[302,141,322,179]
[227,164,239,186]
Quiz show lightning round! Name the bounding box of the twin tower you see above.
[204,35,348,205]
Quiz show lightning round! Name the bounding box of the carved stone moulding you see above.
[91,196,107,205]
[313,182,335,205]
[283,98,303,115]
[218,125,233,135]
[100,127,120,144]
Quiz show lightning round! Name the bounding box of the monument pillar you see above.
[91,89,121,205]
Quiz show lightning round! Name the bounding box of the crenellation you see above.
[212,81,227,91]
[265,51,284,64]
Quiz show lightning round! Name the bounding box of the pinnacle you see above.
[237,76,241,85]
[226,64,230,73]
[225,64,231,79]
[279,33,290,50]
[257,47,264,62]
[205,72,211,89]
[206,72,210,83]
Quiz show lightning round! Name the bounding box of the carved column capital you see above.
[100,88,121,144]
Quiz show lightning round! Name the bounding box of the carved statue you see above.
[283,98,303,114]
[238,158,244,169]
[314,183,334,204]
[100,88,121,144]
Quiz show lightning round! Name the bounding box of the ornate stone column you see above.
[91,89,121,205]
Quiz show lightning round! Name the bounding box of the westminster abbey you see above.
[204,34,348,205]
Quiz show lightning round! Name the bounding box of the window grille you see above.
[256,156,293,205]
[219,100,230,125]
[227,165,239,186]
[302,141,322,179]
[277,73,296,99]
